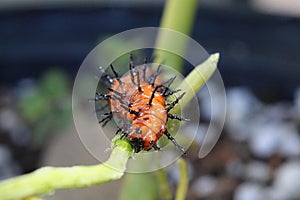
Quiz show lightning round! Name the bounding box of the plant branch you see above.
[0,138,133,200]
[156,168,172,200]
[154,0,198,72]
[175,158,188,200]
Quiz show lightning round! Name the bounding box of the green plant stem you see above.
[119,173,158,200]
[173,53,220,114]
[23,196,43,200]
[0,138,133,200]
[175,158,188,200]
[154,0,198,72]
[156,169,172,200]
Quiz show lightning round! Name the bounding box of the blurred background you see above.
[0,0,300,199]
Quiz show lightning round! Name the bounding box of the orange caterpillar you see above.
[95,54,187,153]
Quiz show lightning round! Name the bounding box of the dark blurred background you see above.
[0,0,299,200]
[1,2,300,99]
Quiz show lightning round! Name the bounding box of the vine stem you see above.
[156,168,172,200]
[154,0,198,72]
[23,197,43,200]
[0,138,133,200]
[175,158,188,200]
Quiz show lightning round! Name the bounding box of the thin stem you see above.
[154,0,198,72]
[175,158,188,200]
[23,196,43,200]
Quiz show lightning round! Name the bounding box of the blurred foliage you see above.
[18,69,72,146]
[119,173,159,200]
[95,35,146,73]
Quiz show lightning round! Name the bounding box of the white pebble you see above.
[279,127,300,157]
[249,121,300,158]
[192,175,217,198]
[234,182,267,200]
[273,160,300,199]
[262,102,292,122]
[226,87,260,124]
[244,161,270,182]
[248,122,282,158]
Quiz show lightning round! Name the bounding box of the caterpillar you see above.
[95,54,187,154]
